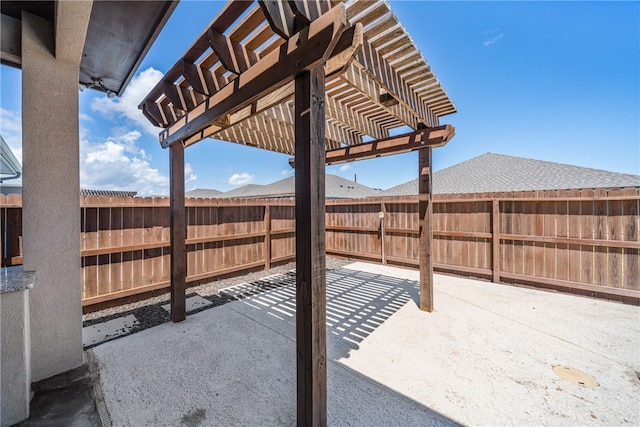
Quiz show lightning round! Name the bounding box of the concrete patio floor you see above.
[92,262,640,426]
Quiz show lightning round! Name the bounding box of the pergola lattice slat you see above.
[159,4,349,148]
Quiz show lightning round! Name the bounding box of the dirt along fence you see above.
[2,188,639,308]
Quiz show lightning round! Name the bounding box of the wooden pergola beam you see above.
[355,38,439,127]
[141,1,254,108]
[325,124,454,165]
[159,5,350,148]
[340,62,420,130]
[287,124,454,167]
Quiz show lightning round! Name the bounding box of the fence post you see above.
[492,199,501,283]
[264,204,271,269]
[380,202,387,265]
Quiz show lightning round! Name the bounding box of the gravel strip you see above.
[82,256,353,348]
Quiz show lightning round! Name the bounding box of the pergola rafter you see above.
[141,0,455,148]
[139,1,456,425]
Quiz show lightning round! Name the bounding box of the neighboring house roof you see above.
[379,153,640,196]
[219,174,381,199]
[0,134,21,180]
[81,189,137,198]
[186,188,223,198]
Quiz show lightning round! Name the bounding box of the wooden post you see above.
[418,147,434,312]
[492,199,501,283]
[264,204,272,269]
[380,202,387,265]
[170,141,186,322]
[295,65,327,427]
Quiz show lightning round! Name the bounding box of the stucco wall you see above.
[1,288,31,427]
[21,10,87,382]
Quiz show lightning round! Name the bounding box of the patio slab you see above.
[161,295,213,313]
[93,262,640,426]
[82,314,139,348]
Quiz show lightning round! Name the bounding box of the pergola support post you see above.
[295,65,327,427]
[170,141,186,322]
[419,147,434,312]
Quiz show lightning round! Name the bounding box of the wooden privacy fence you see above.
[1,188,639,307]
[76,197,296,306]
[0,195,296,306]
[326,189,639,302]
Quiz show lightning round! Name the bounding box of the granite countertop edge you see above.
[1,266,35,293]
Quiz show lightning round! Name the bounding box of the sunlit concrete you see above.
[93,263,640,426]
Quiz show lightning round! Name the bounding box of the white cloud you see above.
[185,162,197,186]
[280,169,294,176]
[79,113,94,122]
[91,67,164,136]
[228,172,254,186]
[483,28,503,47]
[0,107,183,196]
[81,130,172,196]
[0,108,23,165]
[339,164,352,172]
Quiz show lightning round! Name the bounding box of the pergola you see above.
[139,1,455,424]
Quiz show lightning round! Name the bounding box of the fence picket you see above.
[1,191,638,307]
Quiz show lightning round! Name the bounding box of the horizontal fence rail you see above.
[1,188,638,307]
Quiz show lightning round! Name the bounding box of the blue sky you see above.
[1,1,638,195]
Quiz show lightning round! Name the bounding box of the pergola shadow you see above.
[95,266,460,426]
[223,267,420,360]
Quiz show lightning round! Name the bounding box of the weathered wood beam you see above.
[295,65,327,427]
[261,102,362,146]
[162,80,185,111]
[170,142,186,322]
[259,0,298,39]
[324,87,387,140]
[139,1,254,110]
[215,123,294,153]
[418,147,434,312]
[340,61,420,130]
[141,99,165,127]
[159,4,348,148]
[286,124,454,167]
[208,28,258,74]
[150,21,361,144]
[325,124,453,164]
[352,35,441,127]
[290,0,331,24]
[212,105,349,154]
[182,60,207,95]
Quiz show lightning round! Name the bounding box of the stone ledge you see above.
[1,266,35,293]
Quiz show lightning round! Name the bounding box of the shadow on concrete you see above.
[14,364,100,427]
[216,267,459,425]
[93,266,458,426]
[224,267,420,357]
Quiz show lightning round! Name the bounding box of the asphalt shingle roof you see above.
[379,153,640,196]
[186,188,223,198]
[219,174,381,199]
[81,189,138,198]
